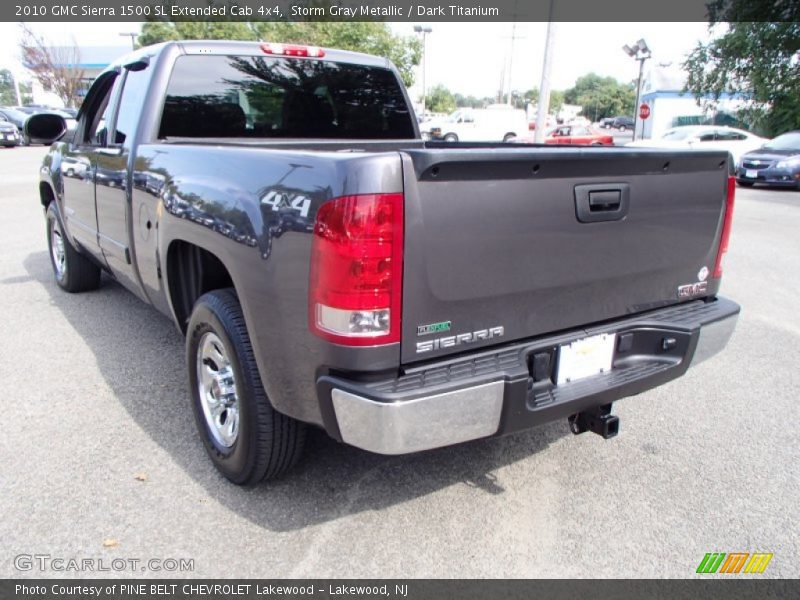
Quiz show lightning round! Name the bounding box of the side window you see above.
[112,65,151,147]
[698,131,717,142]
[717,131,746,141]
[78,72,121,146]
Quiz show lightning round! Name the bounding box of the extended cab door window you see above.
[77,71,122,148]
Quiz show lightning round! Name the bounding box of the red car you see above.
[512,125,614,146]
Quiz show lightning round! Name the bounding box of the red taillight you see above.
[713,176,736,278]
[309,194,403,346]
[260,43,325,58]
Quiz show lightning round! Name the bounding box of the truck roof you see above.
[106,39,392,72]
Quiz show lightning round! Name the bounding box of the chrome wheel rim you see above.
[50,219,66,280]
[197,332,240,448]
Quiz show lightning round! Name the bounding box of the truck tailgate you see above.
[399,147,731,364]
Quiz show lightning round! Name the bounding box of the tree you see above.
[425,84,456,114]
[19,24,85,107]
[0,69,20,105]
[682,1,800,136]
[138,21,421,87]
[565,73,635,121]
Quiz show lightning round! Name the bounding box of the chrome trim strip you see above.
[690,313,738,367]
[332,381,504,455]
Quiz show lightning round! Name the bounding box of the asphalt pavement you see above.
[1,146,797,578]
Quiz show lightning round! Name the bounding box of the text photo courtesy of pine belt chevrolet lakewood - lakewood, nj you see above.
[1,0,798,592]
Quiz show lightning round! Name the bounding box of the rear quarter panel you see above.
[134,144,404,425]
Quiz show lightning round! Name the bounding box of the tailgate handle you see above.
[575,183,630,223]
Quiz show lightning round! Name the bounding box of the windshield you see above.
[762,132,800,151]
[445,110,462,122]
[660,128,698,141]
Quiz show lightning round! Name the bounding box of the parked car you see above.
[510,125,614,146]
[627,125,767,164]
[599,117,616,129]
[0,107,31,144]
[422,107,528,142]
[0,115,21,147]
[30,40,738,485]
[609,116,635,131]
[736,130,800,189]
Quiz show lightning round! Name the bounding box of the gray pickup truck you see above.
[30,41,739,485]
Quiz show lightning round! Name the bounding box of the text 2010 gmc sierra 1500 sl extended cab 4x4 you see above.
[29,41,739,485]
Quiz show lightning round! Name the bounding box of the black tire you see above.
[46,202,101,293]
[187,289,305,485]
[736,180,754,187]
[443,133,458,142]
[503,132,516,142]
[618,125,627,132]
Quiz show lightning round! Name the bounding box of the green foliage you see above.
[138,21,421,87]
[564,73,635,121]
[426,84,456,113]
[138,21,256,46]
[0,69,17,105]
[682,1,800,136]
[549,90,565,114]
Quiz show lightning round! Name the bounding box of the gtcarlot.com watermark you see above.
[14,553,195,573]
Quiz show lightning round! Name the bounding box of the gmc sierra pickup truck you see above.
[30,41,739,485]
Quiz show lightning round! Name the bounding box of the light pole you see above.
[120,32,139,51]
[414,26,432,118]
[623,38,651,140]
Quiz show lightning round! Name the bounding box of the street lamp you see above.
[120,32,139,51]
[623,38,651,140]
[413,25,432,118]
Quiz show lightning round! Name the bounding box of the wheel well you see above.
[40,182,55,208]
[167,241,234,332]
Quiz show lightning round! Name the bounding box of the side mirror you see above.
[24,113,67,144]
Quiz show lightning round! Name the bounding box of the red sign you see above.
[639,103,651,120]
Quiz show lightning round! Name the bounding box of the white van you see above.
[423,108,528,142]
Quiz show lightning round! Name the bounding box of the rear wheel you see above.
[46,202,101,293]
[618,125,627,132]
[503,132,516,142]
[187,289,306,485]
[443,133,458,142]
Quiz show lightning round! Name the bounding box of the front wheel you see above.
[443,133,458,142]
[503,132,516,142]
[46,202,101,292]
[187,289,306,485]
[618,125,627,132]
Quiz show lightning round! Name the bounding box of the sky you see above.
[0,21,715,98]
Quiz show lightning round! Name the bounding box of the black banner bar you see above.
[2,0,786,23]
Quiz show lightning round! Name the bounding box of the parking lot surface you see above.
[1,146,797,578]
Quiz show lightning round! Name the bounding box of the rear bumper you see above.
[317,297,739,455]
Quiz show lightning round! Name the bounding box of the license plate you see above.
[745,169,758,178]
[557,333,616,385]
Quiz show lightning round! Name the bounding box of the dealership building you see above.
[25,45,128,106]
[635,65,751,139]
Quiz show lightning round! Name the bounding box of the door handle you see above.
[574,183,630,223]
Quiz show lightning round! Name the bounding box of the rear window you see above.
[159,54,415,140]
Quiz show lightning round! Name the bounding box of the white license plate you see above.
[557,333,616,385]
[745,169,758,178]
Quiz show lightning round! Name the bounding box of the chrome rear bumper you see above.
[322,297,739,455]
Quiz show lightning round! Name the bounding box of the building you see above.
[24,45,129,107]
[636,64,751,139]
